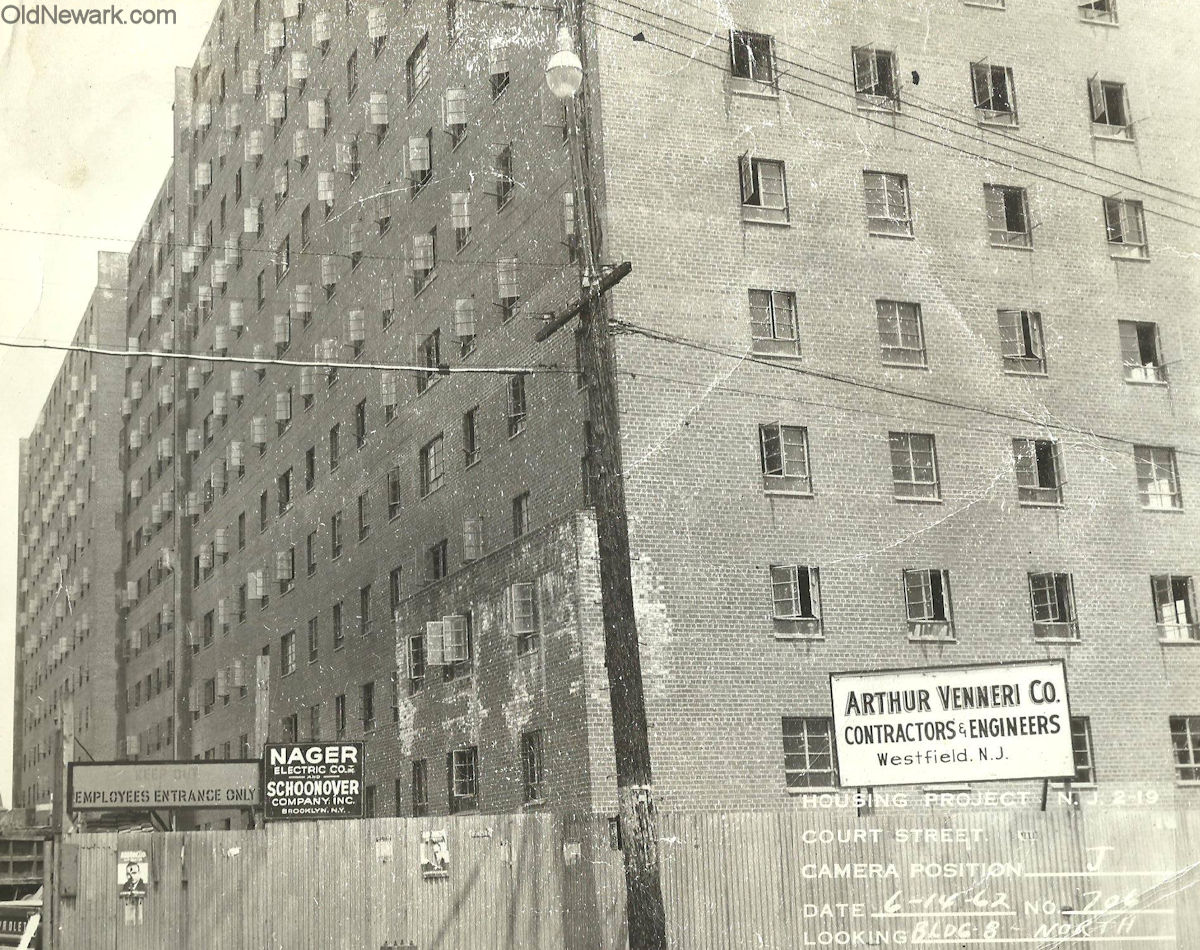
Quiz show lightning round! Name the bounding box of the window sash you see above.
[889,433,939,497]
[759,423,810,487]
[1070,717,1095,783]
[1153,575,1197,632]
[749,289,798,344]
[997,310,1045,371]
[1029,573,1076,627]
[782,717,837,788]
[1170,717,1200,781]
[876,301,925,364]
[1135,446,1181,508]
[771,565,819,620]
[864,172,911,234]
[904,569,950,621]
[730,30,775,84]
[985,186,1030,245]
[1104,198,1146,250]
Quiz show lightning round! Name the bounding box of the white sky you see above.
[0,2,222,807]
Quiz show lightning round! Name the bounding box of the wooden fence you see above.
[50,807,1200,949]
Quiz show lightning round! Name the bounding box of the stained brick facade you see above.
[13,0,1199,823]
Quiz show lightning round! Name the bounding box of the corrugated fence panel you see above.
[50,807,1200,949]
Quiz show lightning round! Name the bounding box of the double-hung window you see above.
[876,300,926,366]
[730,30,776,91]
[970,62,1017,125]
[758,423,811,494]
[1078,0,1117,23]
[889,432,939,500]
[1089,78,1131,138]
[984,184,1032,247]
[1152,575,1198,642]
[521,730,545,802]
[997,310,1046,374]
[1134,445,1182,510]
[863,172,912,236]
[1103,198,1148,259]
[739,156,788,224]
[419,435,444,497]
[1013,438,1064,505]
[904,569,954,640]
[770,565,822,637]
[1118,321,1166,383]
[1029,572,1079,640]
[448,747,479,812]
[749,290,799,355]
[1070,717,1096,784]
[782,717,837,789]
[852,46,898,110]
[1170,717,1200,782]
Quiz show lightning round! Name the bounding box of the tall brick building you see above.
[13,0,1199,822]
[11,252,128,811]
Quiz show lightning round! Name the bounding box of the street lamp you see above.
[544,20,669,950]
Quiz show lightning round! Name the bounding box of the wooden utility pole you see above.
[554,17,669,947]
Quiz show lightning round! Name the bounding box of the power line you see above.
[606,0,1200,206]
[0,337,573,378]
[613,320,1200,461]
[585,6,1200,232]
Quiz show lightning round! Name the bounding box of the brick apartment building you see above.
[12,252,128,811]
[12,0,1200,821]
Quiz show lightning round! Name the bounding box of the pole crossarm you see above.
[533,261,633,342]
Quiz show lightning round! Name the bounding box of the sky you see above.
[0,1,223,807]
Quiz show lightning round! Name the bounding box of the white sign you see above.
[829,660,1074,787]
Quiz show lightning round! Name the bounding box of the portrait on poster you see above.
[420,830,450,879]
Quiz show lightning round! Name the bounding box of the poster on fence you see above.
[420,830,450,879]
[117,850,148,901]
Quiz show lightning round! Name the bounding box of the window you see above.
[889,432,940,500]
[852,46,898,109]
[300,205,311,248]
[495,146,515,209]
[488,40,510,97]
[511,582,539,654]
[417,329,441,392]
[463,516,484,562]
[448,747,478,812]
[346,49,357,98]
[970,63,1017,125]
[355,491,370,541]
[863,172,912,236]
[360,681,375,730]
[279,547,296,594]
[730,30,776,89]
[903,569,954,639]
[749,290,799,355]
[507,375,527,436]
[770,565,822,636]
[739,156,788,224]
[259,490,269,532]
[306,531,317,576]
[1134,446,1182,510]
[411,759,429,816]
[1013,439,1064,505]
[1118,321,1166,383]
[1070,717,1096,784]
[759,423,811,494]
[281,630,296,675]
[387,466,402,519]
[1171,717,1200,782]
[355,400,367,448]
[305,446,316,491]
[521,730,545,802]
[405,34,429,101]
[782,717,837,789]
[1153,575,1198,642]
[256,270,266,309]
[419,435,444,496]
[1089,78,1131,137]
[329,424,340,470]
[359,584,372,635]
[330,510,343,558]
[277,468,293,514]
[333,601,344,649]
[463,407,480,466]
[307,616,319,662]
[334,693,346,737]
[426,539,448,582]
[998,310,1046,374]
[1079,0,1116,23]
[389,566,403,618]
[984,184,1032,247]
[238,583,248,623]
[281,714,298,743]
[1029,572,1078,640]
[275,235,290,284]
[876,300,926,366]
[512,492,530,539]
[408,129,433,195]
[1103,198,1148,258]
[407,633,427,692]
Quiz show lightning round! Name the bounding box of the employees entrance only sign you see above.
[263,742,364,820]
[829,660,1074,787]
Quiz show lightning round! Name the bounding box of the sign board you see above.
[68,761,261,811]
[263,742,364,820]
[829,660,1073,787]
